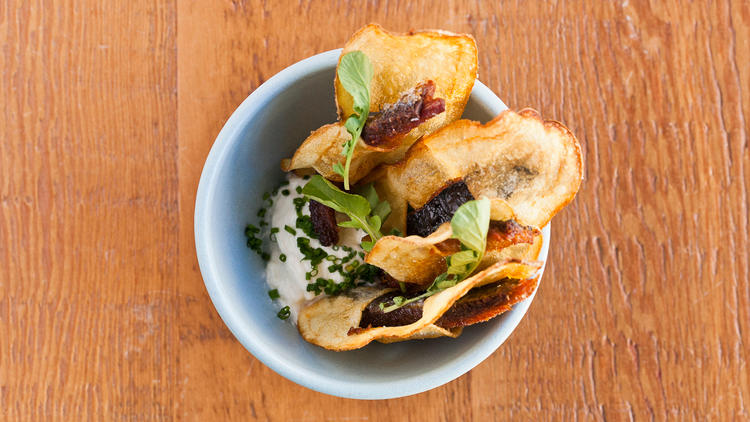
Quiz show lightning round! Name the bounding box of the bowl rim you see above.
[194,49,550,399]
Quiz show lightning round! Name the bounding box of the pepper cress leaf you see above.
[301,175,387,250]
[450,197,491,254]
[357,183,391,222]
[336,51,373,190]
[344,115,362,137]
[356,183,380,209]
[301,175,370,217]
[372,200,391,221]
[337,220,362,229]
[446,250,479,275]
[338,51,374,105]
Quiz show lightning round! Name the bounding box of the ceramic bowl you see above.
[194,49,550,399]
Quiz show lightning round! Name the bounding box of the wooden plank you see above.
[0,0,178,420]
[176,1,749,420]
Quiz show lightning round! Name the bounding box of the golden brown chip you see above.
[376,325,462,343]
[282,24,477,185]
[365,223,453,284]
[365,219,543,285]
[377,108,583,229]
[297,260,541,351]
[436,276,540,329]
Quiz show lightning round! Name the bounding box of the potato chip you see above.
[435,275,540,328]
[376,325,462,344]
[365,223,453,284]
[282,24,477,185]
[297,260,541,351]
[377,108,583,229]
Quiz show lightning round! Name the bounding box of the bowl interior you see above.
[195,50,549,399]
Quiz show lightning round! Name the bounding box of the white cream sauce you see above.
[264,175,366,323]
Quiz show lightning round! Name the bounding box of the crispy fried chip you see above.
[376,325,462,343]
[377,108,583,229]
[366,218,543,284]
[365,223,453,284]
[436,276,540,328]
[297,260,541,351]
[282,24,477,184]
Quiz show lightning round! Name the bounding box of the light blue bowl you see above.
[194,49,550,399]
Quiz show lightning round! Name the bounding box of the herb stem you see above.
[343,139,355,190]
[381,291,435,313]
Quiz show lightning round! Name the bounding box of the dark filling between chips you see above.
[309,200,339,246]
[406,180,475,237]
[356,277,536,331]
[361,80,445,148]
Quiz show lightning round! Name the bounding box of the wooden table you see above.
[2,1,749,420]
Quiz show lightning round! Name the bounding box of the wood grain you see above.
[2,0,749,420]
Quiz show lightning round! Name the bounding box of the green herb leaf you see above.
[336,51,373,189]
[435,275,458,290]
[336,220,362,229]
[301,175,387,249]
[338,51,374,103]
[357,183,391,223]
[302,175,370,216]
[372,201,391,221]
[446,252,477,275]
[366,215,382,233]
[268,289,280,299]
[357,184,379,209]
[332,162,345,177]
[450,197,491,254]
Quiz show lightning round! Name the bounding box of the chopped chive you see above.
[296,186,303,194]
[244,224,260,236]
[277,306,291,320]
[268,289,280,299]
[257,208,266,218]
[279,254,287,262]
[282,189,290,196]
[284,225,297,235]
[293,197,307,214]
[295,215,316,238]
